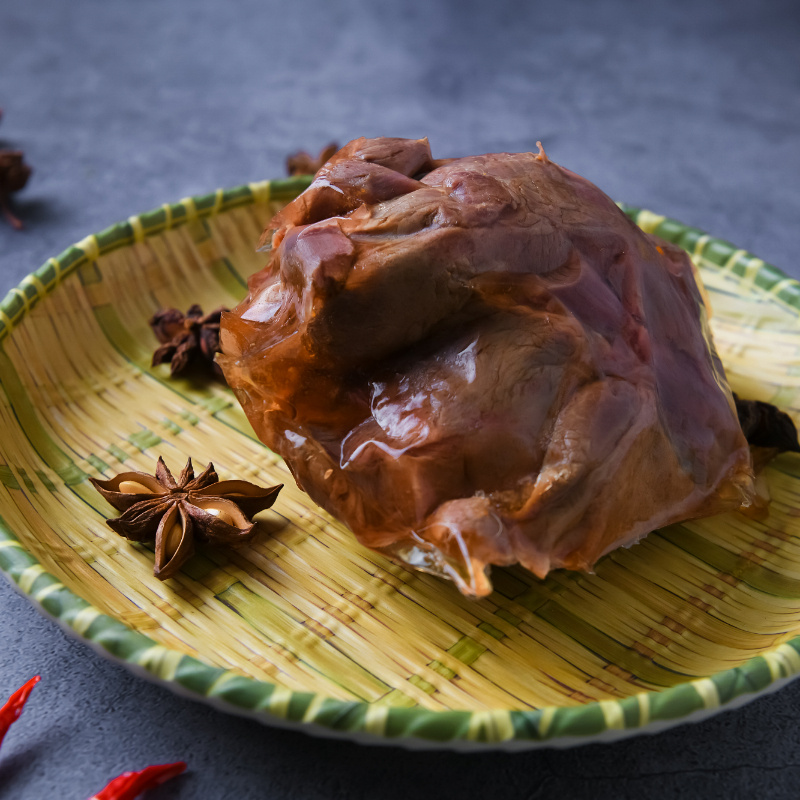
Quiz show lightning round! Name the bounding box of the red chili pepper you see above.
[89,761,187,800]
[0,675,40,750]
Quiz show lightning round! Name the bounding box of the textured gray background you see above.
[1,0,800,797]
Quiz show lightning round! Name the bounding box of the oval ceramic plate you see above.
[2,179,800,750]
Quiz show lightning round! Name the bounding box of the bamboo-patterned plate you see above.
[2,178,800,749]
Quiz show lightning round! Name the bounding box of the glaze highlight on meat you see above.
[219,137,755,596]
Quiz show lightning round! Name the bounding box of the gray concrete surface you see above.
[1,0,800,797]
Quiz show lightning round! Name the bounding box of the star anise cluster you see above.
[0,109,32,231]
[286,142,339,176]
[91,457,282,579]
[150,304,229,381]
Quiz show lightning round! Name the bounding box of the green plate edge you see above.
[2,180,800,748]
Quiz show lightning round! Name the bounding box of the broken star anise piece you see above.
[286,142,339,176]
[149,304,229,381]
[0,110,33,231]
[90,457,282,580]
[734,393,800,455]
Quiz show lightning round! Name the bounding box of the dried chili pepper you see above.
[88,761,187,800]
[0,675,40,749]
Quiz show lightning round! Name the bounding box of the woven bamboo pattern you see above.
[1,181,799,747]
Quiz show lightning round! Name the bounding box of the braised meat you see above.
[219,137,755,596]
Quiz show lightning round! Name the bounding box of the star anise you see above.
[734,393,800,454]
[90,457,282,579]
[0,110,32,231]
[286,142,339,176]
[149,305,229,381]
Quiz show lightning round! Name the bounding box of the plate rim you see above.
[2,180,800,749]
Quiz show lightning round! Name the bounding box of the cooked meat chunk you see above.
[219,137,755,596]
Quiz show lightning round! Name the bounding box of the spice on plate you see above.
[734,393,800,455]
[88,761,187,800]
[149,305,229,381]
[90,457,282,579]
[0,110,33,231]
[286,142,339,176]
[0,675,40,750]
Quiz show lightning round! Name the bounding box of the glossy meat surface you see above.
[219,137,755,596]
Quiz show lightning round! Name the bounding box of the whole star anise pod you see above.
[149,304,229,381]
[90,457,282,579]
[0,110,32,231]
[286,142,339,176]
